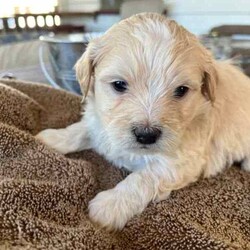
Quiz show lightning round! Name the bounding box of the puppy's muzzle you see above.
[132,126,162,145]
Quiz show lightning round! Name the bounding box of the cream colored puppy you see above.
[36,13,250,230]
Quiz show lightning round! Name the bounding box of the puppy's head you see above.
[75,13,218,155]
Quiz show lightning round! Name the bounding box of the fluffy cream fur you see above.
[36,13,250,230]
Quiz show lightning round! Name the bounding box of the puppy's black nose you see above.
[132,126,162,145]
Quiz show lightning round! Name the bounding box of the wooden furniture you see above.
[210,25,250,37]
[0,13,85,34]
[0,11,120,34]
[209,25,250,77]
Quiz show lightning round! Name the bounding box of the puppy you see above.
[36,13,250,230]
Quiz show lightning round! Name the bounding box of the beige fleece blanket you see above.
[0,79,249,250]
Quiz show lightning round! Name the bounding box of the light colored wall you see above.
[58,0,120,32]
[58,0,101,12]
[167,0,250,35]
[58,0,250,34]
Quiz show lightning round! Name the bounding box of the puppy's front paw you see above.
[36,129,70,154]
[89,189,136,231]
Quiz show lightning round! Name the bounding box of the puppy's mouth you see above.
[127,143,160,154]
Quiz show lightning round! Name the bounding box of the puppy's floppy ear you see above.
[75,41,98,99]
[201,62,218,102]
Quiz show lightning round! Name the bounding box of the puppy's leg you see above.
[36,119,91,154]
[242,157,250,172]
[88,161,201,230]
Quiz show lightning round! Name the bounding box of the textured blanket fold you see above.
[0,79,249,250]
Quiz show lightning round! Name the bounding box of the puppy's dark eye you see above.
[111,81,128,93]
[174,86,189,98]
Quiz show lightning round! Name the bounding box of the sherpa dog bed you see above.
[0,79,249,250]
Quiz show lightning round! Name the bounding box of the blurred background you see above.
[0,0,249,93]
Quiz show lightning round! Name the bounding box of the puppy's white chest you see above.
[113,155,149,172]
